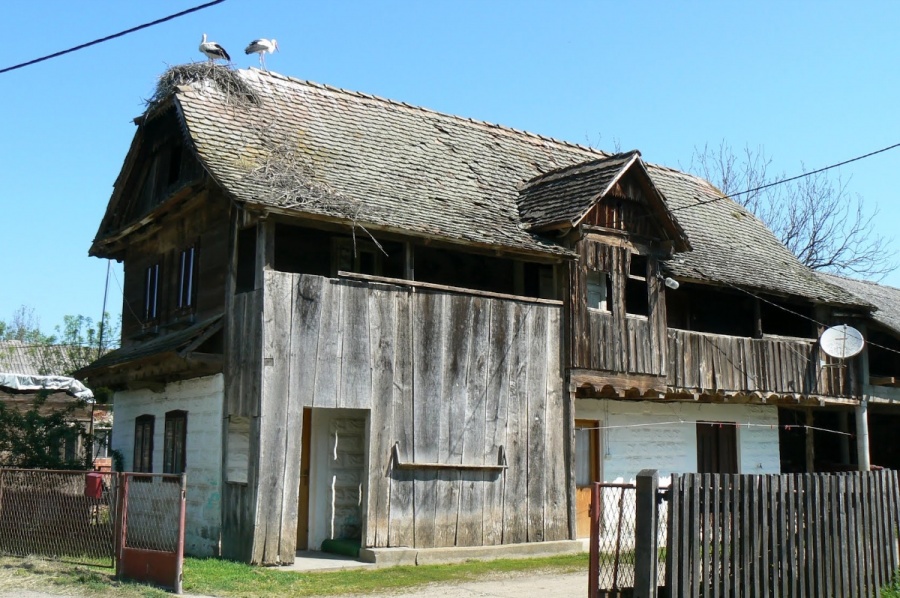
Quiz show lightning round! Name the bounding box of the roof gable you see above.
[91,106,206,257]
[517,151,690,251]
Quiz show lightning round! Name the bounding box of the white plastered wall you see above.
[111,374,224,556]
[575,398,781,485]
[575,398,781,544]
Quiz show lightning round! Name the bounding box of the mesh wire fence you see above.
[594,483,669,591]
[121,473,184,552]
[0,469,117,566]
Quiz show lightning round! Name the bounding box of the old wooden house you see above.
[80,66,874,563]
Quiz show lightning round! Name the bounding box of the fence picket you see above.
[600,470,900,598]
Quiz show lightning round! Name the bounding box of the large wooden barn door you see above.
[575,419,602,537]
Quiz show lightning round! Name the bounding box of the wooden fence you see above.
[660,470,900,598]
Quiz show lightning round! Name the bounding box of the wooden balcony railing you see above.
[666,328,857,398]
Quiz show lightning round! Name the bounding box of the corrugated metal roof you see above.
[0,340,90,377]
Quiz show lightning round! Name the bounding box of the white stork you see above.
[199,33,230,62]
[244,38,278,70]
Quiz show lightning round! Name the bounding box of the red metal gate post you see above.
[589,481,600,598]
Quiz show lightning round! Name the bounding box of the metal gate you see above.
[116,473,186,594]
[588,480,669,597]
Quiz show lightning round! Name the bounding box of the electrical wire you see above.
[669,141,900,213]
[579,419,855,438]
[690,265,900,358]
[0,0,226,75]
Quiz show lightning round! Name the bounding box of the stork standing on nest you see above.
[245,38,278,70]
[199,33,230,62]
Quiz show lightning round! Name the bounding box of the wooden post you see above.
[838,411,851,466]
[857,397,871,471]
[634,469,659,598]
[805,408,815,472]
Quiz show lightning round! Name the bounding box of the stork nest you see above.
[146,63,261,109]
[246,127,358,214]
[244,124,385,255]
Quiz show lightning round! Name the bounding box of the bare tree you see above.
[688,141,896,279]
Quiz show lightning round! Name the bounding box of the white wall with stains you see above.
[575,398,781,485]
[111,374,224,556]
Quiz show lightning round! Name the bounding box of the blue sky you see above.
[2,0,899,335]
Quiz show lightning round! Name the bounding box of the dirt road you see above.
[342,571,586,598]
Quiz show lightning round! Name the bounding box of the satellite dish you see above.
[820,324,865,359]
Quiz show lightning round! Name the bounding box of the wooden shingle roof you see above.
[821,273,900,335]
[118,67,864,307]
[173,69,603,257]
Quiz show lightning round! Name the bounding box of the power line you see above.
[580,420,854,438]
[691,265,900,359]
[0,0,226,75]
[670,141,900,214]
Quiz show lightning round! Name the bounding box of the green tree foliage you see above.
[0,392,93,469]
[0,307,119,469]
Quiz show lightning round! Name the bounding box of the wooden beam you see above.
[392,443,507,471]
[336,271,563,306]
[569,369,667,394]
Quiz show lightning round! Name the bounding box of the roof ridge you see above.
[240,67,607,157]
[521,149,640,188]
[822,271,900,291]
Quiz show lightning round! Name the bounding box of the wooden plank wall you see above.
[252,271,567,561]
[572,237,667,376]
[221,287,263,562]
[667,328,857,396]
[666,470,900,597]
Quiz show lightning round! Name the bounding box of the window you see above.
[177,245,197,310]
[625,255,649,316]
[166,145,183,187]
[163,410,188,474]
[93,428,111,459]
[586,271,611,311]
[134,415,154,472]
[697,421,738,473]
[333,238,382,276]
[144,263,160,321]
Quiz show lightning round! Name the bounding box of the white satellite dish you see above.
[820,324,865,359]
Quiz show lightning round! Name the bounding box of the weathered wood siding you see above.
[571,238,667,376]
[221,287,263,562]
[667,329,859,397]
[121,188,230,346]
[250,271,567,559]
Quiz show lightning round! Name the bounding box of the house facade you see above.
[80,65,874,563]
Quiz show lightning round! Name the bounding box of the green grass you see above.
[0,552,589,597]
